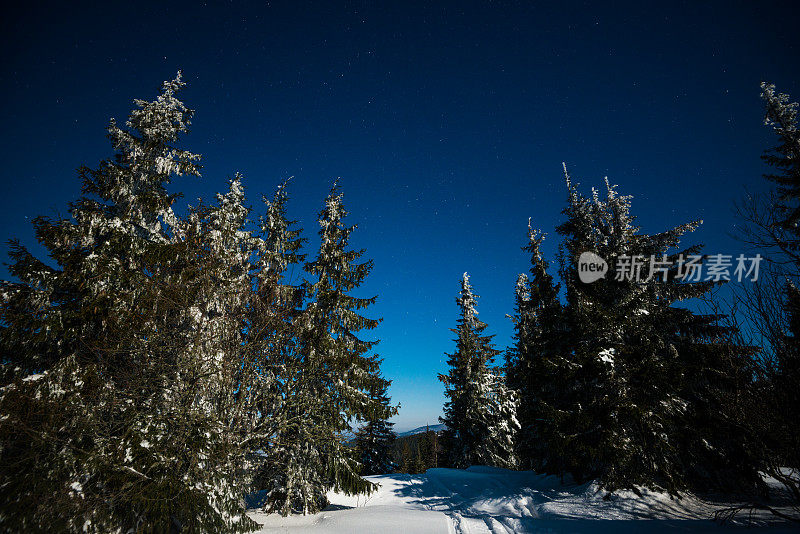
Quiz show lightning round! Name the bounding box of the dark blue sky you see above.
[2,1,798,430]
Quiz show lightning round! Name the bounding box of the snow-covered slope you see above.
[248,466,795,533]
[396,424,445,437]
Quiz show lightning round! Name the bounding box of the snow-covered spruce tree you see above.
[731,84,800,514]
[174,175,282,531]
[760,83,800,469]
[439,273,519,469]
[354,374,397,475]
[551,166,759,493]
[0,74,261,532]
[248,182,327,516]
[265,183,392,514]
[506,223,568,472]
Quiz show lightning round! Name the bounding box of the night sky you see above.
[2,1,799,430]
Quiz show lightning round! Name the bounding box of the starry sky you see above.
[2,1,799,431]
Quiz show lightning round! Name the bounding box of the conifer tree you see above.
[399,441,414,473]
[0,74,261,532]
[761,83,800,457]
[175,175,271,531]
[439,273,518,469]
[354,375,397,475]
[412,442,426,474]
[761,83,800,242]
[277,184,391,513]
[752,84,800,503]
[422,426,440,469]
[545,166,759,492]
[507,223,566,472]
[250,182,328,517]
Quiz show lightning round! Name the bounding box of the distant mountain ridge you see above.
[396,424,445,437]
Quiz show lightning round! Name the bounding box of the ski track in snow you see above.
[413,468,514,534]
[249,467,797,533]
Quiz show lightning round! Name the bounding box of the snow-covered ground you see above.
[248,466,796,533]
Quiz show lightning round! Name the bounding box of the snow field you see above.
[250,466,797,533]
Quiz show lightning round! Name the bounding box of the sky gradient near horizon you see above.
[2,1,799,431]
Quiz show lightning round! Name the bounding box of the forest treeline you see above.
[437,82,800,522]
[0,73,395,532]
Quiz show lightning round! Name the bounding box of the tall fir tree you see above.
[528,166,761,492]
[507,223,566,472]
[439,273,518,469]
[250,182,329,517]
[279,183,392,514]
[759,83,800,473]
[0,74,261,532]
